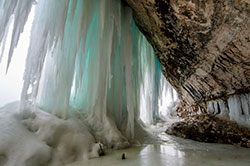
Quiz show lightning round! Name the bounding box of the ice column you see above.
[207,93,250,128]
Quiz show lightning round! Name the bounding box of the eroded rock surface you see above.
[166,114,250,148]
[125,0,250,105]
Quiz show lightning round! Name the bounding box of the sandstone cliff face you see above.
[125,0,250,105]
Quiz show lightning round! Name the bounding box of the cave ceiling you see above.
[125,0,250,105]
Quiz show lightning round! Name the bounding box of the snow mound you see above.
[0,102,102,166]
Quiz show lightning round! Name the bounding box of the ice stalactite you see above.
[0,0,179,148]
[158,74,179,122]
[207,93,250,128]
[0,0,34,71]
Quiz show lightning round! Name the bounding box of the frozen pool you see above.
[67,133,250,166]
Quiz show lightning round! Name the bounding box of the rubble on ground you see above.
[166,114,250,148]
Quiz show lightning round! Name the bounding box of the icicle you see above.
[0,0,34,72]
[0,0,17,46]
[158,74,179,121]
[21,0,70,111]
[218,100,229,117]
[122,7,134,138]
[207,93,250,128]
[0,15,14,64]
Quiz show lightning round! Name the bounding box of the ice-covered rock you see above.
[207,93,250,128]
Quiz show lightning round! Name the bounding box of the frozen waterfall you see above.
[0,0,178,155]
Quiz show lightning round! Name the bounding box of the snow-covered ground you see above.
[0,102,102,166]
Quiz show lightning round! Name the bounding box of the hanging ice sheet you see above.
[207,93,250,128]
[0,0,178,143]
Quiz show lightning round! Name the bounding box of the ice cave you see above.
[0,0,250,166]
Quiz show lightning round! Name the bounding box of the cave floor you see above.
[66,133,250,166]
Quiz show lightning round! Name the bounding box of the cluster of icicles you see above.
[0,0,178,145]
[207,93,250,128]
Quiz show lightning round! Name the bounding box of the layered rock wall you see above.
[125,0,250,106]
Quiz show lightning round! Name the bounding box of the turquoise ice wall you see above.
[33,0,162,138]
[0,0,175,140]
